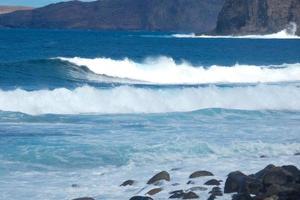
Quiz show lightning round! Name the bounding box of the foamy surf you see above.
[1,85,300,115]
[59,56,300,84]
[173,23,300,39]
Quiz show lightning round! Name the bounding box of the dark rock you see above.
[215,0,300,36]
[182,191,199,199]
[260,155,267,158]
[171,168,181,171]
[147,171,170,184]
[71,184,79,188]
[207,194,216,200]
[146,188,162,196]
[189,170,214,178]
[232,193,253,200]
[253,164,276,180]
[204,179,221,186]
[188,186,208,191]
[262,167,294,186]
[120,180,135,186]
[294,152,300,156]
[209,187,223,196]
[172,183,180,186]
[225,171,262,195]
[0,0,225,33]
[129,196,153,200]
[72,198,95,200]
[187,180,195,185]
[225,171,247,193]
[169,190,185,199]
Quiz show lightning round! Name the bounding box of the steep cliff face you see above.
[215,0,300,35]
[0,0,224,32]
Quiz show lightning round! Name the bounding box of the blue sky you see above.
[0,0,93,7]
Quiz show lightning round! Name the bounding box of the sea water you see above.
[0,29,300,200]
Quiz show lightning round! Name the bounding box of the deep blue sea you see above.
[0,29,300,200]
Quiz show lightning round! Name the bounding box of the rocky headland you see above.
[214,0,300,36]
[71,161,300,200]
[0,0,224,33]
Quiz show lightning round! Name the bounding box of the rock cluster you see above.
[225,165,300,200]
[71,164,300,200]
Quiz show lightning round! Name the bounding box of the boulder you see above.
[129,196,153,200]
[225,171,262,195]
[204,179,221,186]
[232,193,253,200]
[262,167,293,186]
[72,198,95,200]
[146,188,163,196]
[120,180,135,186]
[189,171,214,178]
[187,180,195,185]
[225,171,248,193]
[207,194,216,200]
[188,186,208,191]
[147,171,170,184]
[169,190,185,199]
[182,191,199,199]
[209,186,223,196]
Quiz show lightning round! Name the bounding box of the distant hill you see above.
[0,6,32,14]
[0,0,224,32]
[214,0,300,35]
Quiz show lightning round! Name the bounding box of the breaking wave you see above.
[1,85,300,115]
[173,23,300,39]
[59,57,300,84]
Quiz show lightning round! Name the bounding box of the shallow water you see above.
[0,29,299,199]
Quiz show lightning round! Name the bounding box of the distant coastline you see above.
[0,5,33,14]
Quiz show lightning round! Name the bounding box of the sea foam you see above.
[173,22,300,39]
[1,85,300,115]
[59,57,300,84]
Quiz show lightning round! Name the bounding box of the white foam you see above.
[59,57,300,84]
[1,85,300,115]
[173,22,300,39]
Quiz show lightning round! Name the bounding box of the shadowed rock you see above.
[129,196,153,200]
[189,170,214,178]
[72,198,95,200]
[182,191,199,199]
[147,171,170,184]
[204,179,221,186]
[232,193,253,200]
[214,0,300,36]
[188,186,208,191]
[169,190,184,198]
[146,188,163,196]
[209,186,223,196]
[120,180,135,186]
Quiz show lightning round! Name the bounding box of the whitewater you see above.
[172,23,300,39]
[59,57,300,84]
[0,29,300,200]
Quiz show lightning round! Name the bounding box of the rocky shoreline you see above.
[71,160,300,200]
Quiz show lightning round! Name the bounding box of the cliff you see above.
[0,0,224,32]
[0,6,32,14]
[215,0,300,35]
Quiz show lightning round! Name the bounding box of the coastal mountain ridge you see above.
[214,0,300,35]
[0,0,224,32]
[0,6,33,14]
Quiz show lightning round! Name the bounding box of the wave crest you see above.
[58,57,300,84]
[1,85,300,115]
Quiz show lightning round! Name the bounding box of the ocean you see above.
[0,29,300,200]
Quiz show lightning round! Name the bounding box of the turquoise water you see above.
[0,29,300,199]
